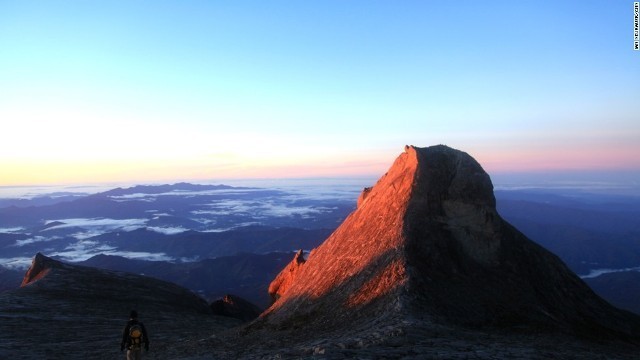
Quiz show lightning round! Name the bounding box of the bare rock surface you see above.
[268,249,306,304]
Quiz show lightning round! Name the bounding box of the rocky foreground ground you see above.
[0,254,240,359]
[4,293,636,360]
[137,317,640,359]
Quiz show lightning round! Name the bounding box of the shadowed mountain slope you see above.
[211,294,263,322]
[585,270,640,315]
[0,253,240,359]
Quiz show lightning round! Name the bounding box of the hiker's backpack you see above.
[129,323,144,349]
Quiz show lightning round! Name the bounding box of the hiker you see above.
[120,310,149,359]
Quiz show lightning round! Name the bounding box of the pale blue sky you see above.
[1,1,638,185]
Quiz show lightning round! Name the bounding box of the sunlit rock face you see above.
[261,145,417,327]
[257,145,640,341]
[21,252,56,287]
[268,249,306,304]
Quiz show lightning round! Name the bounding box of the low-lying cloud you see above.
[14,235,62,247]
[0,227,25,233]
[108,188,263,202]
[194,199,336,219]
[147,226,189,235]
[0,256,34,270]
[49,239,174,263]
[44,218,147,231]
[580,266,640,279]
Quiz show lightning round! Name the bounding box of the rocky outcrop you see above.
[356,186,372,207]
[267,249,306,304]
[20,252,56,287]
[250,145,640,351]
[210,294,262,321]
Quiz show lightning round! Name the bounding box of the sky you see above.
[1,1,639,186]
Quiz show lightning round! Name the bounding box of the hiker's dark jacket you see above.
[121,319,149,351]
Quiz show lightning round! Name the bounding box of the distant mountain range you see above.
[496,190,640,274]
[0,182,355,267]
[2,178,640,316]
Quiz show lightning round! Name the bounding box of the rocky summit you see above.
[200,145,640,359]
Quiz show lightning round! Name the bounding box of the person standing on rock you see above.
[120,310,149,359]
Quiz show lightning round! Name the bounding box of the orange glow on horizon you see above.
[0,153,391,187]
[2,144,639,187]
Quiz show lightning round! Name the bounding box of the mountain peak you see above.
[257,145,640,342]
[406,144,499,265]
[21,253,61,287]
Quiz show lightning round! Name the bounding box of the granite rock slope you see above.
[228,145,640,358]
[267,249,306,304]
